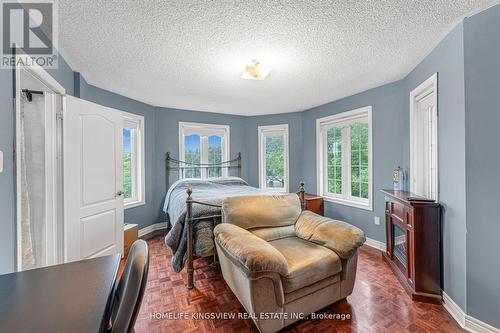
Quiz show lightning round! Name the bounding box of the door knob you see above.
[116,190,124,197]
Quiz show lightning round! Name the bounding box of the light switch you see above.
[374,216,380,225]
[0,150,3,173]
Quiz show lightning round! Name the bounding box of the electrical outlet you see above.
[374,216,380,225]
[0,150,3,173]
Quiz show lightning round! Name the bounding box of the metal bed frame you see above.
[166,151,242,188]
[166,152,305,289]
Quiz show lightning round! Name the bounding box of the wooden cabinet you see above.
[304,193,324,216]
[124,223,138,257]
[381,190,441,304]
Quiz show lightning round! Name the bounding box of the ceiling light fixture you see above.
[241,59,272,80]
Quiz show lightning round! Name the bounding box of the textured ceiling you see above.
[56,0,497,116]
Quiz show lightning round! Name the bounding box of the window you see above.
[410,73,438,200]
[179,122,229,178]
[122,112,145,209]
[317,106,372,210]
[258,124,289,192]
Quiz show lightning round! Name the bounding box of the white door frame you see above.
[409,73,438,200]
[14,48,66,271]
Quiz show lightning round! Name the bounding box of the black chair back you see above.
[109,240,149,333]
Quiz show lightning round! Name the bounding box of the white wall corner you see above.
[443,292,500,333]
[443,292,467,327]
[364,237,386,252]
[138,222,168,238]
[465,316,500,333]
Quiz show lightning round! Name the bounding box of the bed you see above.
[163,152,305,289]
[163,177,261,272]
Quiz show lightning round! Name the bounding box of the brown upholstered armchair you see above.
[214,194,365,333]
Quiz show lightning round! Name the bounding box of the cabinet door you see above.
[405,208,415,287]
[385,200,392,258]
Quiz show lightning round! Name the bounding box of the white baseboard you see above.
[138,222,168,237]
[443,292,466,327]
[364,237,386,252]
[466,316,500,333]
[443,292,500,333]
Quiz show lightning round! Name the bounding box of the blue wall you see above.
[464,4,500,327]
[46,56,75,96]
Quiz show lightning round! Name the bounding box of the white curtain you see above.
[20,93,46,270]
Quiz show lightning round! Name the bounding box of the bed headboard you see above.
[165,152,242,190]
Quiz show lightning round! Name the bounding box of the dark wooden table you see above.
[304,193,324,216]
[0,254,120,333]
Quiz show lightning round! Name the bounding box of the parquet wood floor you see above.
[132,235,463,333]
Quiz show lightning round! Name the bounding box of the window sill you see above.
[124,200,146,210]
[322,196,373,211]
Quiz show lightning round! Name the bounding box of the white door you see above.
[412,93,437,198]
[410,74,438,200]
[63,96,124,262]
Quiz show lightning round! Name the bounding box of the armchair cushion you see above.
[222,194,301,230]
[295,211,366,259]
[214,223,288,276]
[269,237,342,293]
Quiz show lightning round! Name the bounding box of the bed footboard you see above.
[186,187,194,289]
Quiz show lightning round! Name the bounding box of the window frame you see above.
[316,106,373,211]
[178,121,230,179]
[258,124,289,192]
[122,112,145,209]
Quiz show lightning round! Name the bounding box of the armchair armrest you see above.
[214,224,288,276]
[295,211,366,259]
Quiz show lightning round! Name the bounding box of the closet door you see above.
[63,96,124,262]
